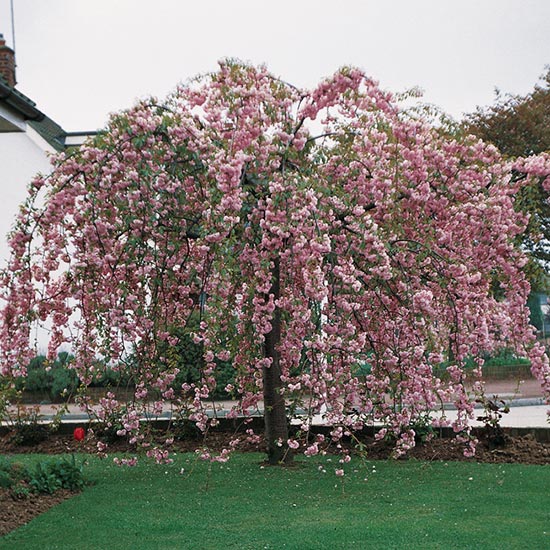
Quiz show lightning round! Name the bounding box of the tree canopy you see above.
[464,69,550,288]
[2,62,550,465]
[464,68,550,158]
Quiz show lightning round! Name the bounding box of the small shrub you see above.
[29,462,62,494]
[0,469,13,489]
[0,456,12,474]
[0,457,83,499]
[11,484,31,499]
[29,456,85,494]
[170,416,203,441]
[47,456,85,492]
[0,459,33,499]
[92,409,126,443]
[410,413,435,444]
[9,406,50,446]
[476,395,509,448]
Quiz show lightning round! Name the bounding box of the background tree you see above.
[464,68,550,158]
[1,62,550,466]
[464,68,550,289]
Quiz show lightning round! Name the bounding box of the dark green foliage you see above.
[464,68,550,158]
[0,458,31,496]
[29,462,62,494]
[513,174,550,289]
[9,406,50,446]
[169,416,203,441]
[203,356,235,399]
[475,395,509,448]
[159,316,236,399]
[0,455,84,498]
[527,292,544,331]
[16,352,132,403]
[0,457,18,489]
[0,470,12,489]
[10,484,31,499]
[409,413,435,444]
[482,351,531,368]
[464,68,550,289]
[29,456,85,494]
[432,350,530,382]
[17,325,235,404]
[168,325,205,390]
[16,352,79,402]
[91,367,130,388]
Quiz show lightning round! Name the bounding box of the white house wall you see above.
[0,130,54,266]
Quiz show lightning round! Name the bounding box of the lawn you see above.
[1,452,549,549]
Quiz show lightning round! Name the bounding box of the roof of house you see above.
[28,117,67,151]
[0,74,70,151]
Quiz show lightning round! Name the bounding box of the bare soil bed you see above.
[0,488,74,537]
[1,428,549,537]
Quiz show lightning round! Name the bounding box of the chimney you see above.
[0,33,16,87]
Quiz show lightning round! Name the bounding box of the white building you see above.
[0,32,94,265]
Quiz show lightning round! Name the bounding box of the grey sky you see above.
[1,0,549,132]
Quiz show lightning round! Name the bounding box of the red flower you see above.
[73,427,86,441]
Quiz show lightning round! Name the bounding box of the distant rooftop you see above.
[0,31,96,150]
[0,74,96,150]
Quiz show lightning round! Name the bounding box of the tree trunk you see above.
[262,257,292,464]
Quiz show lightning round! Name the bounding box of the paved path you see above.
[447,377,549,427]
[6,377,549,428]
[442,403,549,428]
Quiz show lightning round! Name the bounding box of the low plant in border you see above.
[0,455,86,499]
